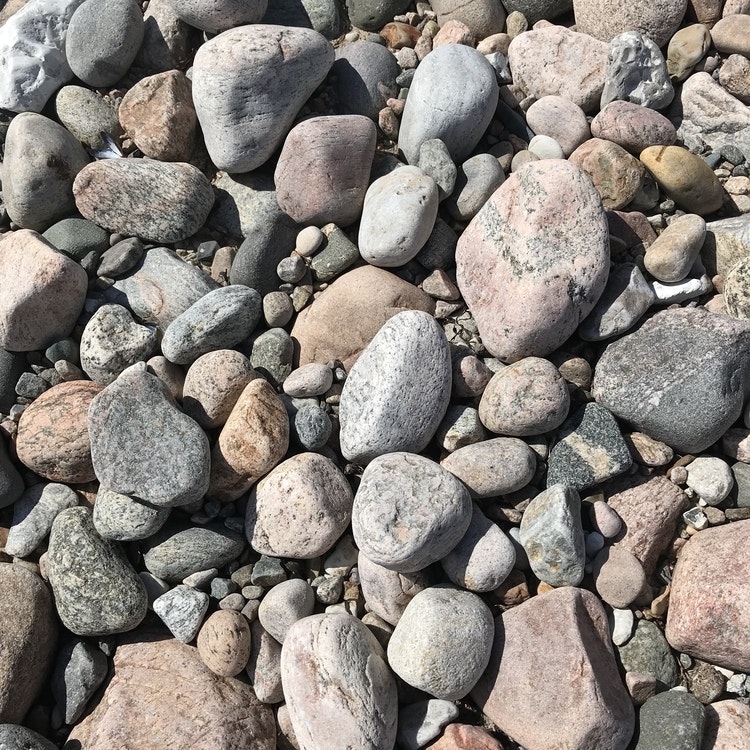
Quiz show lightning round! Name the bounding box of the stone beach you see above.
[1,0,750,747]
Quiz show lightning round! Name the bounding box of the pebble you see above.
[611,607,635,646]
[51,639,109,724]
[456,160,609,361]
[92,487,170,542]
[635,690,706,750]
[0,725,57,750]
[168,0,266,33]
[644,213,706,283]
[262,291,294,327]
[192,25,334,173]
[667,24,712,82]
[47,506,147,636]
[592,546,649,608]
[197,610,251,678]
[251,556,287,588]
[525,95,590,156]
[250,328,294,387]
[387,585,494,700]
[293,404,332,450]
[649,274,712,305]
[43,217,109,262]
[246,452,353,559]
[591,100,676,154]
[590,499,623,538]
[283,363,333,398]
[417,139,458,201]
[445,154,505,222]
[258,579,315,643]
[397,700,460,750]
[152,584,209,643]
[527,134,564,160]
[435,404,486,451]
[618,619,680,690]
[685,456,734,506]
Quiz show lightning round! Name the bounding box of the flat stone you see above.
[635,690,705,750]
[591,100,676,155]
[246,620,283,703]
[525,95,590,157]
[618,618,679,689]
[43,217,109,262]
[51,639,108,724]
[711,13,750,55]
[92,487,170,542]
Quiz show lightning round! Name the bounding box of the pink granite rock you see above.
[525,95,591,156]
[426,724,505,749]
[591,101,677,155]
[0,230,88,352]
[701,700,750,750]
[456,159,609,362]
[666,520,750,672]
[471,586,634,750]
[429,0,506,39]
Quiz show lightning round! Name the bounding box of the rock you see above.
[5,483,78,558]
[428,0,506,38]
[73,160,214,243]
[208,378,289,502]
[618,618,679,689]
[118,70,196,162]
[246,620,283,703]
[0,725,57,750]
[398,700,460,750]
[635,691,705,750]
[398,43,499,164]
[525,96,590,157]
[426,724,505,749]
[88,366,210,507]
[573,0,688,47]
[592,307,750,453]
[546,402,632,491]
[625,432,674,467]
[472,586,635,750]
[0,0,82,113]
[142,520,246,583]
[644,214,706,283]
[718,54,750,105]
[151,584,208,643]
[503,0,571,23]
[569,137,646,211]
[387,585,493,700]
[528,134,565,161]
[601,31,673,111]
[47,506,147,636]
[685,456,733,505]
[456,160,609,361]
[92,487,170,542]
[134,0,191,73]
[65,0,143,87]
[667,24,711,81]
[283,363,333,398]
[168,0,267,33]
[262,0,341,39]
[292,265,435,371]
[711,13,750,55]
[248,329,292,388]
[724,257,750,319]
[80,304,157,384]
[275,115,376,227]
[592,546,649,608]
[666,520,750,672]
[701,701,750,750]
[54,84,122,150]
[246,452,351,558]
[445,154,505,222]
[478,357,570,435]
[417,139,458,202]
[16,380,102,483]
[65,630,275,749]
[339,310,451,464]
[192,25,333,173]
[51,639,108,724]
[43,217,109,262]
[0,564,57,723]
[591,100,676,154]
[507,26,608,113]
[281,613,397,748]
[519,484,586,587]
[197,610,251,677]
[440,437,536,498]
[258,579,315,643]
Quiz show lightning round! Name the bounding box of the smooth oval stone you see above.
[88,366,210,507]
[456,160,610,362]
[640,145,724,216]
[339,310,451,465]
[591,100,676,155]
[197,610,251,677]
[142,520,246,583]
[161,286,262,365]
[445,154,505,222]
[47,506,147,636]
[358,166,439,267]
[525,95,590,157]
[281,613,398,749]
[43,217,109,261]
[643,213,706,283]
[258,579,315,643]
[667,24,711,82]
[2,112,90,231]
[246,452,353,559]
[352,452,471,573]
[387,585,494,700]
[73,160,215,243]
[346,0,409,30]
[429,0,506,37]
[169,0,267,33]
[398,43,499,165]
[54,84,123,150]
[282,363,333,398]
[66,0,143,87]
[711,13,750,56]
[275,114,377,227]
[93,487,170,541]
[192,25,334,173]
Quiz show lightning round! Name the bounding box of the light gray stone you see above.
[54,85,122,150]
[93,487,170,541]
[0,725,57,750]
[258,579,315,644]
[168,0,267,33]
[51,639,108,724]
[246,620,283,703]
[397,699,460,750]
[152,584,209,643]
[685,456,734,506]
[435,404,486,452]
[445,154,505,222]
[417,139,457,202]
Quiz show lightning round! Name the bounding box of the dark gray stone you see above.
[0,437,24,511]
[345,0,410,31]
[617,619,679,691]
[47,507,148,636]
[0,724,58,750]
[44,338,79,366]
[251,555,288,587]
[97,238,144,278]
[250,328,294,388]
[51,639,108,724]
[396,699,459,750]
[309,224,360,283]
[502,0,570,23]
[547,403,632,491]
[294,405,332,450]
[0,348,26,412]
[141,521,246,583]
[635,690,705,750]
[14,372,47,399]
[93,487,170,542]
[592,308,750,454]
[263,0,341,38]
[88,365,210,508]
[43,217,109,261]
[415,218,458,271]
[417,139,457,202]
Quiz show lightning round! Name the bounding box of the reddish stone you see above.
[426,723,504,749]
[591,100,677,155]
[701,700,750,750]
[380,22,421,49]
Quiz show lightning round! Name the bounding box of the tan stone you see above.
[643,213,706,283]
[718,54,750,105]
[667,24,711,81]
[711,14,750,56]
[686,0,721,25]
[426,723,505,749]
[197,610,252,677]
[433,19,476,47]
[701,700,750,750]
[16,380,103,483]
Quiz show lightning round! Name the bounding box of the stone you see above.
[440,437,536,498]
[546,402,632,492]
[387,585,493,700]
[528,134,564,161]
[508,26,608,113]
[275,115,376,227]
[701,701,750,750]
[197,610,251,677]
[685,456,733,505]
[65,0,143,87]
[293,404,332,450]
[308,223,361,283]
[428,0,505,38]
[592,308,750,454]
[601,31,673,111]
[283,363,333,398]
[291,265,435,371]
[519,484,586,587]
[456,160,610,361]
[618,619,679,689]
[426,724,505,750]
[711,14,750,56]
[435,404,486,452]
[398,43,499,164]
[73,160,215,244]
[192,25,333,173]
[168,0,267,33]
[153,584,209,642]
[611,607,635,646]
[445,154,505,222]
[0,564,57,723]
[666,520,750,672]
[246,452,352,559]
[0,725,57,750]
[249,328,294,388]
[54,84,122,150]
[47,506,147,636]
[472,586,635,750]
[417,139,458,202]
[525,96,590,157]
[725,256,750,319]
[635,691,706,750]
[208,377,289,502]
[339,310,451,464]
[258,579,315,643]
[245,620,283,703]
[591,100,676,155]
[65,630,275,749]
[667,24,712,81]
[43,217,109,262]
[281,613,398,749]
[398,700,460,750]
[592,546,649,608]
[5,483,78,558]
[51,639,108,724]
[718,54,750,105]
[478,357,570,435]
[625,432,674,467]
[92,487,170,542]
[135,0,191,73]
[263,0,341,39]
[644,214,706,283]
[96,238,143,279]
[16,380,102,484]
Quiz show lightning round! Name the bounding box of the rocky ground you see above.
[0,0,749,748]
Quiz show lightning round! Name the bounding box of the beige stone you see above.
[701,700,750,750]
[643,213,706,282]
[667,24,711,81]
[711,14,750,56]
[719,54,750,105]
[197,610,252,677]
